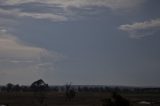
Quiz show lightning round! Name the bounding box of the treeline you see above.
[0,79,160,93]
[0,79,48,92]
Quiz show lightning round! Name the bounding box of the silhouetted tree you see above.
[30,79,49,105]
[13,84,21,92]
[65,83,76,101]
[6,83,14,92]
[30,79,49,92]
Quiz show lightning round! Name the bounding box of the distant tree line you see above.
[0,79,160,93]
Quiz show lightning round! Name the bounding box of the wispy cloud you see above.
[0,0,146,10]
[119,19,160,39]
[19,12,68,22]
[0,28,64,61]
[0,8,67,22]
[0,29,65,84]
[0,0,147,23]
[0,30,46,60]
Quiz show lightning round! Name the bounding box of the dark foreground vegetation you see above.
[0,79,160,106]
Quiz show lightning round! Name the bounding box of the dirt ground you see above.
[0,92,160,106]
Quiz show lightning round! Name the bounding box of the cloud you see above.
[0,8,67,22]
[0,29,64,84]
[1,0,146,10]
[0,31,45,60]
[0,29,64,61]
[19,12,68,22]
[119,19,160,38]
[0,0,147,23]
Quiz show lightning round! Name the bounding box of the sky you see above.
[0,0,160,86]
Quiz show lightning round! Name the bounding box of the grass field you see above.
[0,92,160,106]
